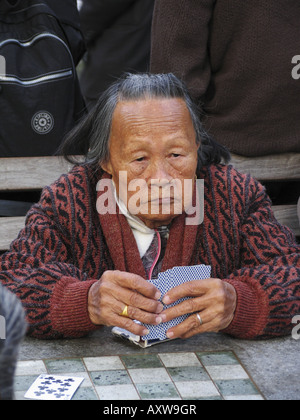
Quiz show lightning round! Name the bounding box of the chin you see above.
[138,213,178,229]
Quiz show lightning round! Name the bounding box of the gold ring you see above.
[120,305,129,318]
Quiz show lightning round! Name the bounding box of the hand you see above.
[161,278,237,339]
[88,270,165,336]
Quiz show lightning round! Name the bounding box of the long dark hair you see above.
[60,73,230,171]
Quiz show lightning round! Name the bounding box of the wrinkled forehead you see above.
[110,97,196,141]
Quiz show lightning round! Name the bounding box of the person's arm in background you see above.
[150,0,215,102]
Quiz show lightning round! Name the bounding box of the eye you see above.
[171,153,181,158]
[135,157,145,162]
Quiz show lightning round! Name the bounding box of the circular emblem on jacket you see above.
[31,111,54,135]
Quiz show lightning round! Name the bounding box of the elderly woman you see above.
[0,73,299,340]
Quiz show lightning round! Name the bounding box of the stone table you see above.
[18,327,300,400]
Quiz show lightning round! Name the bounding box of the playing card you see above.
[24,374,84,400]
[157,269,172,295]
[142,265,211,342]
[172,265,212,282]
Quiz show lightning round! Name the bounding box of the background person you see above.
[150,0,300,157]
[79,0,154,109]
[150,0,300,236]
[0,284,26,400]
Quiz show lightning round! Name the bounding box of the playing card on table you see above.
[142,265,211,342]
[24,374,84,400]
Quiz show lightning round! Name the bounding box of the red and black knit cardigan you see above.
[0,164,299,340]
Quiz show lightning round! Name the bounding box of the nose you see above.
[148,160,172,185]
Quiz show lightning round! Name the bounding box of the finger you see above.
[114,286,164,314]
[180,321,218,339]
[114,303,165,337]
[100,272,163,314]
[94,296,151,336]
[162,279,213,305]
[110,271,161,300]
[117,316,151,337]
[161,296,208,322]
[166,310,217,340]
[124,305,166,326]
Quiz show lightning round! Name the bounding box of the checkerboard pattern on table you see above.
[15,351,264,400]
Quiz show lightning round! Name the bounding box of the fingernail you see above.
[143,329,150,336]
[156,303,164,313]
[156,315,167,324]
[155,291,162,300]
[163,295,171,305]
[166,331,174,339]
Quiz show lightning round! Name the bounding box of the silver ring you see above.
[197,313,204,326]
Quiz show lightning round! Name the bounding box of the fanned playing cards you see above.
[142,264,211,342]
[112,264,211,348]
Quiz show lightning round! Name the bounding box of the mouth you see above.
[150,197,175,205]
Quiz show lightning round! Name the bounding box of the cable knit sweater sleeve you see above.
[220,169,300,339]
[0,173,100,340]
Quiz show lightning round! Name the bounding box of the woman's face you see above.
[101,98,199,229]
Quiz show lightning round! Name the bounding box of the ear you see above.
[100,159,113,175]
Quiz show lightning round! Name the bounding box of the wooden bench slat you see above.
[231,153,300,181]
[273,205,300,237]
[1,154,299,189]
[1,153,299,190]
[0,156,74,191]
[0,217,25,251]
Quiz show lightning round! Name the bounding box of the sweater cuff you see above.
[51,277,100,338]
[221,279,269,339]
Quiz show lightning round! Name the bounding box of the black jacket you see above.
[0,0,86,157]
[79,0,154,108]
